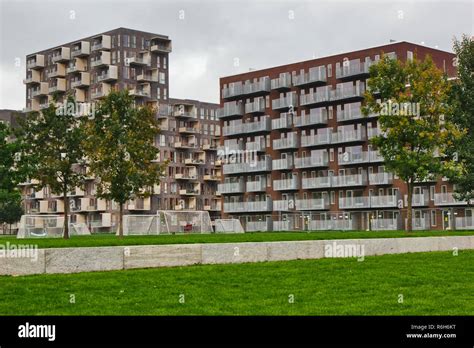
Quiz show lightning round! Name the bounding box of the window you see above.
[156,87,161,100]
[163,57,167,69]
[327,64,332,77]
[431,210,436,226]
[156,56,160,68]
[111,36,116,48]
[131,36,136,48]
[163,88,167,100]
[329,148,334,162]
[159,72,166,84]
[407,51,414,62]
[328,106,333,119]
[112,51,117,64]
[123,35,130,47]
[430,186,435,201]
[330,191,335,204]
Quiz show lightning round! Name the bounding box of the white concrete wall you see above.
[0,235,472,276]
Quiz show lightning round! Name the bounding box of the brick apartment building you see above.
[21,28,221,231]
[218,41,472,232]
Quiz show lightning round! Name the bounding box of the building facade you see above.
[21,28,220,231]
[218,41,472,231]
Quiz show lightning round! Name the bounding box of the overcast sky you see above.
[0,0,472,110]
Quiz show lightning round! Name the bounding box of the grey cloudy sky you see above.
[0,0,472,110]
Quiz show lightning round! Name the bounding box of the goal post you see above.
[214,219,245,234]
[17,215,91,239]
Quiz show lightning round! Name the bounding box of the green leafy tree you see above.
[84,90,164,238]
[0,121,24,234]
[16,97,86,239]
[363,54,462,231]
[446,35,474,201]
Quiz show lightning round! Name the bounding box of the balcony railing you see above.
[273,200,295,211]
[302,176,331,189]
[370,194,399,208]
[369,172,393,185]
[272,93,298,110]
[245,138,266,152]
[299,87,330,106]
[223,199,272,213]
[309,219,353,231]
[273,132,299,150]
[223,157,272,174]
[246,220,272,232]
[273,220,290,231]
[222,116,271,136]
[434,193,468,206]
[331,127,366,144]
[336,103,365,122]
[455,216,474,230]
[294,154,328,168]
[246,179,267,192]
[294,66,327,86]
[272,157,294,170]
[295,198,329,210]
[338,150,383,165]
[336,60,372,79]
[245,99,266,114]
[271,73,292,90]
[217,102,244,118]
[294,109,328,127]
[300,132,331,147]
[272,113,293,129]
[410,193,430,207]
[243,77,271,95]
[370,218,401,231]
[339,196,370,209]
[331,173,367,187]
[217,181,245,194]
[273,177,299,191]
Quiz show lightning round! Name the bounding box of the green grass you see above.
[0,229,473,249]
[0,250,473,315]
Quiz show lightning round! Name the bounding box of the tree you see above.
[16,97,86,239]
[0,191,24,234]
[0,121,24,234]
[83,90,164,238]
[363,54,462,231]
[446,35,474,201]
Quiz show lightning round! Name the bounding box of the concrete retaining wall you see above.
[1,235,473,276]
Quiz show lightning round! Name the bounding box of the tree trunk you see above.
[406,181,413,232]
[63,191,70,239]
[118,203,124,239]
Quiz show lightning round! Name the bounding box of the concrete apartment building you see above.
[21,27,221,231]
[218,41,473,232]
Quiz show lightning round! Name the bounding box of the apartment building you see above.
[21,28,221,231]
[219,41,472,232]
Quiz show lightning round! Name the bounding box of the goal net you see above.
[17,215,91,239]
[214,219,245,234]
[120,211,213,235]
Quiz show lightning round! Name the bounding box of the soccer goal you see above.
[120,211,213,235]
[17,215,91,239]
[214,219,245,234]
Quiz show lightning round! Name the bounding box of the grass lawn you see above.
[0,250,472,315]
[0,229,473,249]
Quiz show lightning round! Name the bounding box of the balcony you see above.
[331,127,366,144]
[130,85,151,98]
[90,51,111,68]
[271,72,292,90]
[48,78,66,93]
[127,197,151,211]
[51,47,71,63]
[245,99,266,114]
[294,153,328,169]
[223,199,272,213]
[217,102,244,119]
[294,66,327,87]
[178,126,199,134]
[272,157,293,170]
[203,174,221,181]
[273,220,290,231]
[128,56,151,66]
[223,116,271,136]
[302,176,331,189]
[71,41,91,57]
[173,104,197,119]
[150,37,172,53]
[179,188,200,196]
[246,179,267,192]
[243,77,271,96]
[48,64,66,78]
[204,202,222,211]
[336,59,372,80]
[410,193,430,207]
[339,196,370,209]
[309,219,353,231]
[367,127,382,139]
[97,66,118,82]
[273,177,299,191]
[273,132,299,150]
[217,181,245,194]
[370,194,399,208]
[246,220,272,232]
[26,54,45,70]
[31,82,49,98]
[294,108,328,127]
[370,218,401,231]
[91,35,111,51]
[223,140,244,151]
[338,150,383,165]
[455,216,474,230]
[91,83,111,99]
[331,173,367,187]
[223,157,272,174]
[369,172,393,185]
[67,61,87,74]
[296,198,329,210]
[175,173,198,180]
[299,87,330,106]
[70,72,90,88]
[273,200,295,211]
[272,113,293,130]
[272,93,298,110]
[23,70,41,85]
[222,82,243,99]
[434,193,468,206]
[301,132,331,147]
[331,82,365,102]
[245,138,266,152]
[137,72,158,82]
[336,103,365,122]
